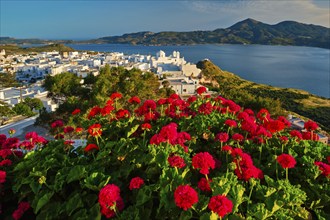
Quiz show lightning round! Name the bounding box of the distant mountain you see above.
[91,18,330,49]
[1,19,329,49]
[0,37,74,45]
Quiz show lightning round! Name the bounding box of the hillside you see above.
[94,18,329,49]
[197,59,330,132]
[0,44,75,55]
[0,37,73,45]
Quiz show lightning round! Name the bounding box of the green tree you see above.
[0,73,19,88]
[13,102,34,116]
[24,97,43,111]
[43,72,82,102]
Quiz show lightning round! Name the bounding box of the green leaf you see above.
[136,187,152,206]
[66,192,84,216]
[35,192,54,213]
[179,209,193,220]
[29,180,42,194]
[88,203,101,220]
[66,165,87,183]
[127,124,139,138]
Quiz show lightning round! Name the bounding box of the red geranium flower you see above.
[12,201,30,220]
[51,120,64,128]
[257,108,270,122]
[208,195,233,218]
[141,123,152,131]
[215,132,229,143]
[0,149,12,159]
[88,106,102,119]
[232,133,244,142]
[192,152,215,175]
[196,86,207,95]
[0,170,6,183]
[128,96,141,104]
[304,120,318,131]
[266,120,285,133]
[101,105,115,116]
[63,126,74,134]
[174,185,198,210]
[88,124,102,137]
[197,177,212,192]
[84,144,99,152]
[99,184,124,218]
[129,177,144,190]
[168,155,186,168]
[224,119,237,128]
[187,96,197,103]
[110,92,122,100]
[116,109,130,119]
[72,108,81,115]
[290,130,302,140]
[277,154,296,169]
[314,161,330,178]
[169,93,180,99]
[75,127,83,134]
[0,159,12,167]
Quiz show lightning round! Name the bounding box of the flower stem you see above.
[286,168,288,182]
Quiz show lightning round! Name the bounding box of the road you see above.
[0,115,53,140]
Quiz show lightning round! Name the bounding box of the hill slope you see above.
[95,18,329,48]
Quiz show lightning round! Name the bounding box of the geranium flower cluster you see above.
[223,147,264,181]
[98,184,124,218]
[150,122,191,152]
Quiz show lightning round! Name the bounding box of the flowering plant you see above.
[1,92,329,219]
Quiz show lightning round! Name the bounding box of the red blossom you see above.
[116,109,130,119]
[277,116,291,128]
[0,134,7,146]
[168,155,186,168]
[88,124,102,137]
[12,201,30,220]
[314,161,330,178]
[290,130,302,140]
[0,159,12,167]
[98,184,124,218]
[266,120,285,133]
[110,92,122,100]
[192,152,215,175]
[215,132,229,143]
[277,154,296,169]
[75,127,83,133]
[257,108,271,122]
[128,96,141,104]
[302,131,319,141]
[141,123,152,131]
[0,149,13,160]
[222,145,233,153]
[169,93,180,99]
[2,137,20,149]
[129,177,144,190]
[71,108,81,115]
[198,102,213,115]
[88,106,102,119]
[224,119,237,128]
[232,133,244,142]
[208,195,233,218]
[84,144,99,152]
[304,120,318,131]
[197,177,212,192]
[51,120,64,128]
[0,170,6,183]
[187,96,197,103]
[63,126,74,134]
[196,86,207,95]
[101,105,115,116]
[174,185,198,210]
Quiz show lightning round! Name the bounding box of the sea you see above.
[65,44,329,98]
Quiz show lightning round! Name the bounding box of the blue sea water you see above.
[66,44,330,98]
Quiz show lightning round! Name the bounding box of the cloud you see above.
[184,0,330,27]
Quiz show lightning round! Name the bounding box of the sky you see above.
[0,0,329,40]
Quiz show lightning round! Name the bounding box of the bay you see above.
[66,44,330,98]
